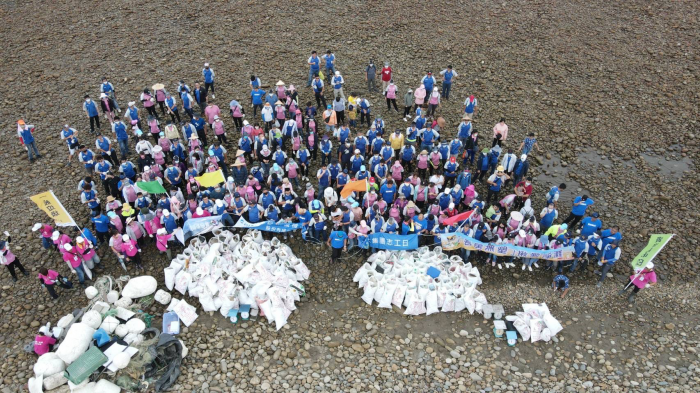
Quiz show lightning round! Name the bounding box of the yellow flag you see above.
[195,170,226,188]
[30,190,76,227]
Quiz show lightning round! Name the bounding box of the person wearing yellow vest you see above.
[389,129,405,158]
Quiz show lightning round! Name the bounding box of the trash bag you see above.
[425,290,439,315]
[143,334,183,392]
[513,318,531,341]
[391,283,407,309]
[378,282,396,309]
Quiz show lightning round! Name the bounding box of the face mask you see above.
[85,99,90,103]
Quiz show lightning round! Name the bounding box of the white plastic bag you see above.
[56,323,95,364]
[154,289,172,305]
[442,293,456,312]
[378,282,396,309]
[361,279,378,305]
[425,290,439,315]
[543,313,563,336]
[81,310,102,330]
[164,263,183,290]
[513,318,531,341]
[33,352,66,376]
[42,371,67,390]
[121,276,158,298]
[174,271,192,295]
[391,284,407,309]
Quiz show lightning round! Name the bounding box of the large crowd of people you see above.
[11,52,655,304]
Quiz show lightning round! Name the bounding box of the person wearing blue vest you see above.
[95,134,118,166]
[307,51,321,87]
[475,148,490,183]
[539,203,558,234]
[354,133,368,156]
[331,70,345,100]
[371,135,384,155]
[487,146,501,175]
[80,183,100,215]
[443,157,459,188]
[596,240,621,287]
[119,158,136,181]
[111,120,130,160]
[312,75,327,110]
[368,153,382,176]
[94,153,113,188]
[78,145,97,175]
[350,150,364,175]
[83,95,101,133]
[421,126,438,151]
[357,96,371,127]
[456,168,472,191]
[569,234,590,274]
[322,50,336,76]
[437,189,453,211]
[244,200,263,223]
[316,164,331,195]
[17,120,41,163]
[449,138,462,158]
[255,188,274,210]
[439,66,458,99]
[486,167,509,205]
[338,125,350,145]
[190,113,207,146]
[512,154,530,184]
[457,118,472,152]
[161,209,177,234]
[400,144,415,173]
[336,169,349,192]
[562,195,594,228]
[165,93,181,124]
[202,62,215,98]
[546,183,567,208]
[164,162,182,187]
[399,179,414,200]
[320,135,333,167]
[415,113,427,131]
[421,72,436,93]
[327,224,348,263]
[438,141,450,164]
[181,90,194,120]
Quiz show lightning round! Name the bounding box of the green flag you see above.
[630,234,674,270]
[137,181,167,195]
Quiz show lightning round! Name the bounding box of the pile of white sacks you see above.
[28,276,166,393]
[507,303,564,343]
[163,229,310,330]
[353,247,490,316]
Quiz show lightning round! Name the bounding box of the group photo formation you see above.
[1,2,696,392]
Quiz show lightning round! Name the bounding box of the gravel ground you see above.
[0,0,698,392]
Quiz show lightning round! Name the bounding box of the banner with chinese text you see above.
[29,190,76,227]
[439,232,574,261]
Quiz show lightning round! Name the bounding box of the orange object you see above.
[17,119,25,125]
[340,179,368,199]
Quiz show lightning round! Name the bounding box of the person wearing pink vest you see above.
[417,149,429,178]
[109,230,127,270]
[125,217,146,247]
[212,115,227,145]
[384,80,399,112]
[413,84,426,113]
[427,87,441,117]
[1,233,28,282]
[155,87,168,116]
[34,223,55,250]
[34,326,57,355]
[204,102,221,127]
[415,184,428,209]
[107,211,124,233]
[51,231,72,254]
[155,228,173,260]
[286,159,300,188]
[140,89,158,119]
[61,243,88,286]
[37,267,72,300]
[121,234,143,270]
[390,160,403,182]
[75,236,101,270]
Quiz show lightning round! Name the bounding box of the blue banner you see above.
[368,233,419,250]
[182,215,224,241]
[234,218,305,233]
[439,232,575,261]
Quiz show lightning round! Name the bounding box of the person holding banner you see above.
[618,261,656,303]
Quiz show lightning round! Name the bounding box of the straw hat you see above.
[107,196,115,202]
[232,161,246,167]
[235,149,246,157]
[152,83,165,91]
[274,100,284,106]
[275,80,285,86]
[189,133,199,140]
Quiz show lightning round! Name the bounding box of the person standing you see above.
[492,118,508,147]
[202,62,215,98]
[112,119,130,159]
[17,119,41,163]
[327,225,348,264]
[402,88,414,120]
[332,71,345,100]
[426,87,441,117]
[618,261,656,303]
[357,96,371,127]
[1,232,28,282]
[380,61,393,92]
[486,166,509,205]
[439,65,458,99]
[596,240,621,287]
[322,50,336,76]
[421,71,436,94]
[61,243,88,287]
[193,82,208,116]
[562,195,595,228]
[83,95,101,133]
[365,60,378,93]
[307,50,321,87]
[333,97,346,125]
[312,74,327,109]
[121,234,144,270]
[384,80,399,112]
[99,93,117,123]
[463,94,478,117]
[100,76,121,112]
[165,93,182,124]
[140,89,159,119]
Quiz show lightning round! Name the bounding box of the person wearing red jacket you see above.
[380,61,393,92]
